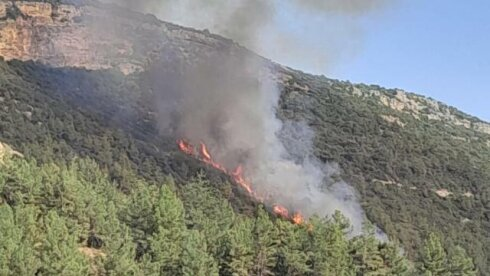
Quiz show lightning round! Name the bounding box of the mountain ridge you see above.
[0,0,489,129]
[0,0,489,273]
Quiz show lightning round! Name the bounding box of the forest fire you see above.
[178,139,194,155]
[199,142,212,160]
[199,143,227,172]
[231,165,255,197]
[273,205,289,219]
[177,139,305,225]
[292,212,305,225]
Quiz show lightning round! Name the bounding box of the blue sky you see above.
[271,0,490,122]
[151,0,489,121]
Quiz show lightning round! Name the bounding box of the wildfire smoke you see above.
[178,139,305,225]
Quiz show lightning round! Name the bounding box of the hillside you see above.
[0,0,489,274]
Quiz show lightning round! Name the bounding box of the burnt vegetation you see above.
[0,56,487,275]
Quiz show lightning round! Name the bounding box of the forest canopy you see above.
[0,150,477,275]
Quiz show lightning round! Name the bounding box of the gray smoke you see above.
[106,0,394,234]
[291,0,390,14]
[109,0,394,72]
[151,51,366,234]
[114,0,274,47]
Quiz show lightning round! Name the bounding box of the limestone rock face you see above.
[0,0,241,75]
[0,2,7,18]
[0,1,488,133]
[0,141,23,163]
[476,122,490,135]
[352,85,490,134]
[16,2,52,19]
[54,4,82,21]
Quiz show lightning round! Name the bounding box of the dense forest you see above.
[0,42,488,275]
[1,0,489,274]
[278,71,490,273]
[0,142,476,275]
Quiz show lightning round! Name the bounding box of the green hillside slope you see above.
[0,55,487,274]
[0,59,481,275]
[279,70,490,271]
[2,147,418,275]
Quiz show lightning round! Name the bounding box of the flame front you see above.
[273,205,289,219]
[177,139,305,225]
[178,139,194,155]
[199,142,212,161]
[231,165,255,197]
[292,212,305,225]
[199,142,227,172]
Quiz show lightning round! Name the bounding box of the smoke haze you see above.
[292,0,390,14]
[149,50,366,233]
[110,0,394,73]
[105,0,395,234]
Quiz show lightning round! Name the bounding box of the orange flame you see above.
[273,205,289,219]
[178,139,194,155]
[292,212,305,225]
[199,142,212,161]
[231,166,254,195]
[198,142,227,172]
[177,139,305,225]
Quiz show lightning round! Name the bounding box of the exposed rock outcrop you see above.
[381,114,405,127]
[16,2,52,19]
[0,1,138,73]
[0,0,242,75]
[0,0,488,133]
[353,86,490,135]
[0,2,7,18]
[78,247,106,259]
[435,189,452,198]
[0,141,23,163]
[476,122,490,135]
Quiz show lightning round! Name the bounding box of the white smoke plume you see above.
[148,53,365,234]
[111,0,395,73]
[148,53,366,234]
[105,0,395,234]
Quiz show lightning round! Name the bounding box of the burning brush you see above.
[177,139,305,225]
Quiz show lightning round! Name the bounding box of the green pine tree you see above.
[181,175,235,261]
[0,205,22,275]
[123,181,159,239]
[144,185,186,275]
[11,204,43,275]
[448,246,477,276]
[100,202,141,275]
[311,212,355,276]
[420,233,450,276]
[275,220,312,275]
[350,223,387,275]
[225,217,255,276]
[252,206,279,276]
[39,210,90,275]
[181,230,219,276]
[379,243,410,276]
[0,204,42,275]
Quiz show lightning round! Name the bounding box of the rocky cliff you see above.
[1,0,487,133]
[1,1,490,272]
[0,0,247,75]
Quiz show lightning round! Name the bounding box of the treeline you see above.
[279,72,490,273]
[0,58,485,275]
[0,152,477,275]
